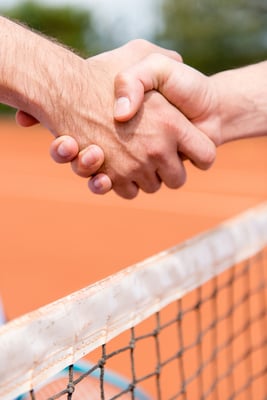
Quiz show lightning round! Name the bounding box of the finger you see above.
[159,108,216,171]
[114,77,145,122]
[149,93,216,171]
[114,54,209,122]
[112,181,139,200]
[113,53,177,122]
[175,113,216,170]
[130,54,211,120]
[16,110,39,127]
[133,170,162,194]
[50,136,79,164]
[71,145,105,177]
[88,173,112,195]
[116,63,216,170]
[156,150,187,189]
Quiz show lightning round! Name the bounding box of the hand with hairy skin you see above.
[9,29,215,198]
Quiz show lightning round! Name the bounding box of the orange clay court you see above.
[0,119,266,317]
[0,120,266,398]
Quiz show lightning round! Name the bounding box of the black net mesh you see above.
[22,247,267,400]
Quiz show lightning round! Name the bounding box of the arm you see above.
[0,16,85,132]
[1,16,110,190]
[211,62,267,143]
[7,24,215,198]
[0,18,182,198]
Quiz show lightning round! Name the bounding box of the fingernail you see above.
[81,146,101,166]
[114,97,131,117]
[57,142,70,157]
[91,176,103,190]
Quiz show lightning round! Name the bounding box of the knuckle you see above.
[166,172,187,189]
[135,38,150,48]
[115,71,131,88]
[127,38,149,51]
[146,53,168,67]
[143,181,161,194]
[130,161,144,176]
[114,185,138,200]
[146,141,162,159]
[147,145,168,164]
[115,71,126,83]
[168,50,183,62]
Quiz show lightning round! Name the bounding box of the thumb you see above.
[114,72,146,122]
[113,53,182,122]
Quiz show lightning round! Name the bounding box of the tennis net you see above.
[0,203,267,399]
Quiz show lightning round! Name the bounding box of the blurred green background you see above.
[1,0,267,114]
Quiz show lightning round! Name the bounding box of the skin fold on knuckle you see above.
[139,179,161,194]
[145,138,168,164]
[127,39,150,56]
[166,171,187,189]
[114,185,139,199]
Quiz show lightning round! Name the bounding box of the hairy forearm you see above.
[211,61,267,144]
[0,16,91,135]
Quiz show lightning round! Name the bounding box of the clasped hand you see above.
[17,40,218,199]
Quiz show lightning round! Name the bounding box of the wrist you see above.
[211,63,267,144]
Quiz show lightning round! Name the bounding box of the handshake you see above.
[2,17,267,199]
